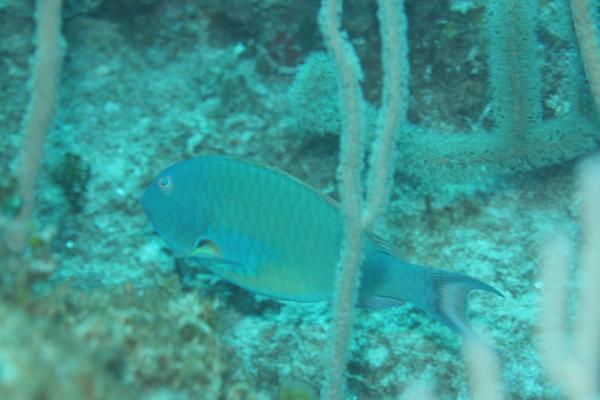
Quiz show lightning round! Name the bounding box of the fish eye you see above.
[157,175,173,194]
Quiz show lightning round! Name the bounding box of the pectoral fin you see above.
[187,237,257,276]
[191,239,222,258]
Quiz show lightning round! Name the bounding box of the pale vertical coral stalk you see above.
[538,233,571,389]
[570,0,600,112]
[400,380,436,400]
[464,338,502,400]
[573,157,600,397]
[319,0,406,398]
[538,156,600,399]
[363,0,408,229]
[318,0,365,398]
[7,0,64,255]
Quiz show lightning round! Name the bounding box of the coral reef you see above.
[0,0,598,398]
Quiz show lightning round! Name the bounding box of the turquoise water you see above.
[1,0,599,399]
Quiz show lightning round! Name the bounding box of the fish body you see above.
[142,155,501,335]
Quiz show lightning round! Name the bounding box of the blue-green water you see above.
[1,0,599,399]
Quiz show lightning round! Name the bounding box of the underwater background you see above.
[1,0,600,399]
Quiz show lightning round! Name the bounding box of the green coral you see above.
[0,301,129,399]
[288,52,341,135]
[32,276,263,398]
[50,152,91,213]
[279,382,317,400]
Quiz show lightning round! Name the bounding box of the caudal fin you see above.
[359,250,503,336]
[426,270,503,337]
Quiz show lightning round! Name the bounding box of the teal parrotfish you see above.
[141,155,502,336]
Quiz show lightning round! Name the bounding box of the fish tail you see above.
[359,251,503,336]
[421,268,503,336]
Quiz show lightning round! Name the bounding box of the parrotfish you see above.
[141,155,501,336]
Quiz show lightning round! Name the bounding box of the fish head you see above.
[141,160,208,256]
